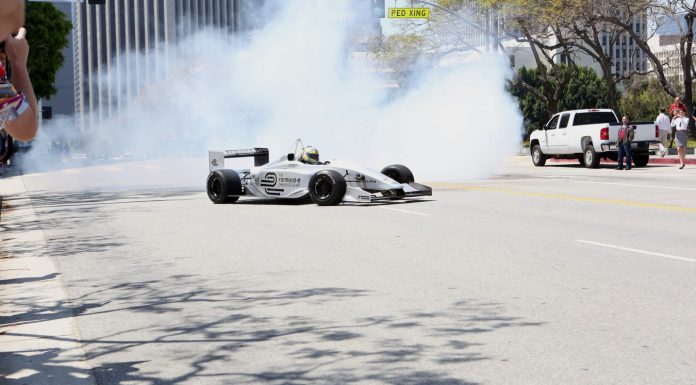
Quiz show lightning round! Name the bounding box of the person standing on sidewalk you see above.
[668,97,687,148]
[670,108,689,169]
[669,96,687,117]
[655,108,671,157]
[0,1,37,142]
[616,115,635,170]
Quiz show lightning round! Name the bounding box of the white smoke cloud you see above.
[23,0,522,182]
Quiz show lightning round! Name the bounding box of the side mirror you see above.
[287,153,295,161]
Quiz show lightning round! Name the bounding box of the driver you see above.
[300,146,319,165]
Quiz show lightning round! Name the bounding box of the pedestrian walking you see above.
[670,108,690,169]
[655,108,670,157]
[616,115,635,171]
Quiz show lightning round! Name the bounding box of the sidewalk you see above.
[548,153,696,165]
[0,176,96,385]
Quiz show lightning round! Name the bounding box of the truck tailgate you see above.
[609,122,658,142]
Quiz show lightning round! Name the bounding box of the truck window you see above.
[572,112,618,126]
[559,114,570,128]
[545,115,559,130]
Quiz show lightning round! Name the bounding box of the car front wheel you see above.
[380,164,415,183]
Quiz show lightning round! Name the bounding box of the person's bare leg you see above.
[678,147,686,168]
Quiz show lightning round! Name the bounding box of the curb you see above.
[548,158,696,165]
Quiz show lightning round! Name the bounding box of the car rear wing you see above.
[209,148,269,171]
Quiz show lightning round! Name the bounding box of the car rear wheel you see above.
[531,144,546,166]
[381,164,414,183]
[206,169,242,204]
[308,170,346,206]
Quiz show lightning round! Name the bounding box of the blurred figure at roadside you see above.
[615,115,634,171]
[670,108,689,169]
[668,97,687,148]
[669,96,687,117]
[655,108,670,157]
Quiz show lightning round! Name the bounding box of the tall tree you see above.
[620,76,681,121]
[23,2,72,100]
[512,65,609,137]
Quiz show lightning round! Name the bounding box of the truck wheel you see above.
[207,169,241,204]
[577,154,586,166]
[308,170,346,206]
[584,145,600,168]
[531,145,546,166]
[633,154,649,167]
[380,164,414,183]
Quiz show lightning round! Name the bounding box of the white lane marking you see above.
[378,206,429,216]
[577,240,696,263]
[572,181,696,191]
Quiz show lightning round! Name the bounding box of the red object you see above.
[619,128,626,140]
[600,127,609,140]
[656,125,660,138]
[669,102,686,115]
[0,66,5,80]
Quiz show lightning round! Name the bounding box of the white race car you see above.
[206,139,432,205]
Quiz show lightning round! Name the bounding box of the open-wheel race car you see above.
[206,139,432,206]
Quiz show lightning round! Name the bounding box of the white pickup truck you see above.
[529,109,659,168]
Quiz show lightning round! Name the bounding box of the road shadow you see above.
[2,271,544,384]
[0,189,200,259]
[1,188,542,384]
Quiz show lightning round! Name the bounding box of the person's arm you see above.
[0,1,23,40]
[4,28,37,141]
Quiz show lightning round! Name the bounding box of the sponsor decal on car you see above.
[264,188,283,196]
[260,172,277,187]
[278,176,301,187]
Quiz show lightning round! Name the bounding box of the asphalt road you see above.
[1,157,695,385]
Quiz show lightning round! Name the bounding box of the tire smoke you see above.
[24,0,522,182]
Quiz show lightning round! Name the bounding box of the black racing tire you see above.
[380,164,414,183]
[531,144,546,166]
[584,144,600,168]
[633,154,649,167]
[308,170,346,206]
[206,169,241,204]
[0,131,13,165]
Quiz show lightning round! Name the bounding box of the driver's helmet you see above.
[300,146,319,164]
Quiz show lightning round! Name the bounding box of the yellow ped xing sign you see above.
[388,8,430,19]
